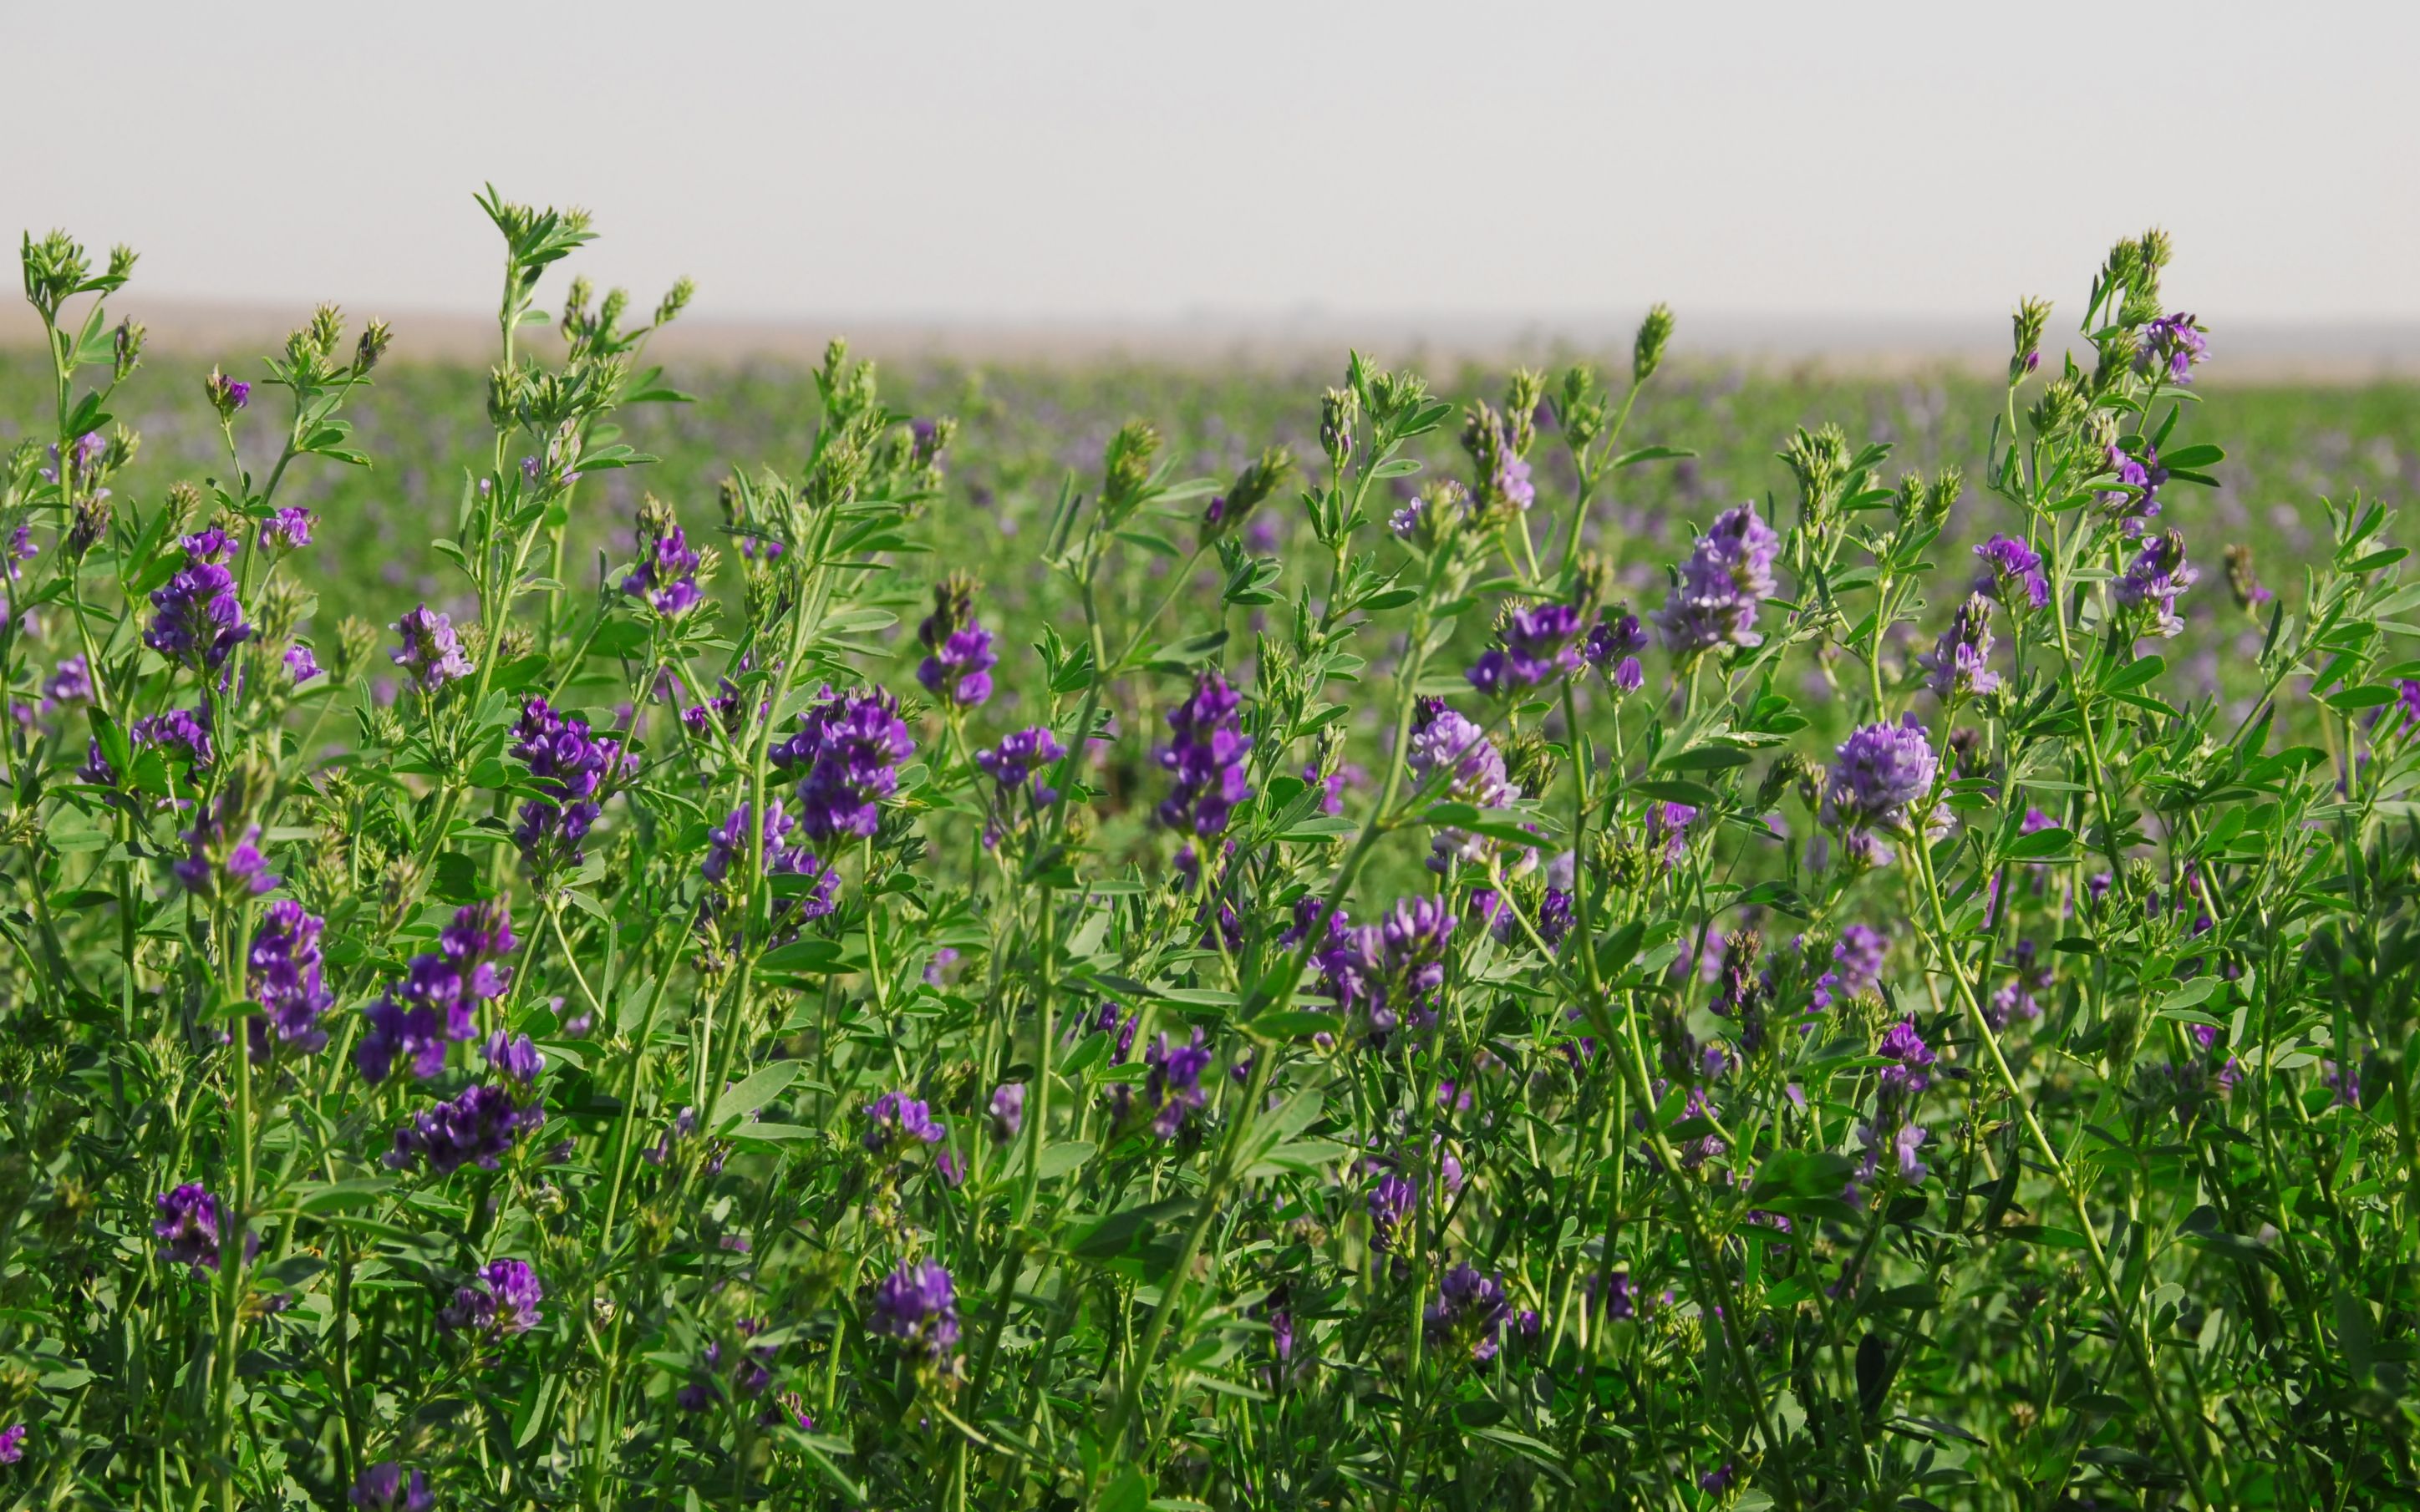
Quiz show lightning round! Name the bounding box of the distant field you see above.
[5,345,2415,712]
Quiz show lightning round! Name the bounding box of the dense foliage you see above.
[3,200,2418,1511]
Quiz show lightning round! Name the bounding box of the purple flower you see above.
[1821,715,1940,864]
[2137,312,2209,383]
[1811,924,1886,1012]
[389,1083,545,1175]
[915,577,996,707]
[42,654,91,708]
[1468,602,1584,696]
[1655,502,1779,656]
[1367,1172,1416,1251]
[440,1257,544,1337]
[862,1091,948,1155]
[1876,1018,1937,1104]
[867,1259,959,1361]
[247,901,332,1058]
[391,605,473,691]
[1423,1262,1512,1363]
[977,726,1065,807]
[154,1184,223,1272]
[284,644,322,683]
[2115,529,2198,638]
[1157,671,1253,837]
[1131,1028,1212,1139]
[1860,1120,1929,1185]
[1584,606,1647,693]
[701,799,839,937]
[259,507,315,551]
[1989,938,2051,1027]
[0,1424,22,1464]
[357,902,516,1083]
[483,1031,544,1085]
[1974,534,2050,610]
[348,1463,434,1512]
[145,529,252,672]
[1643,801,1696,867]
[133,707,213,772]
[1407,698,1517,869]
[623,515,703,616]
[511,696,630,873]
[170,790,277,900]
[39,431,106,486]
[775,687,915,841]
[2097,443,2168,535]
[988,1083,1024,1144]
[1919,594,2000,702]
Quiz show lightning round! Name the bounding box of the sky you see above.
[5,1,2416,337]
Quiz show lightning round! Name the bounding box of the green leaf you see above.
[1629,779,1719,807]
[712,1061,801,1132]
[2004,826,2074,860]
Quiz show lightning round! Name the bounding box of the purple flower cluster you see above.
[154,1183,223,1273]
[1820,715,1940,865]
[144,528,252,672]
[976,727,1064,819]
[133,706,213,773]
[867,1259,959,1362]
[1119,1028,1212,1139]
[861,1091,948,1155]
[440,1258,543,1337]
[2097,443,2168,535]
[358,901,517,1083]
[1643,801,1696,867]
[1367,1172,1416,1252]
[2115,529,2198,638]
[1406,699,1516,870]
[259,507,315,551]
[1156,671,1253,837]
[775,687,915,841]
[0,1423,21,1464]
[389,1083,546,1175]
[1973,534,2049,610]
[1584,606,1647,692]
[43,653,91,709]
[1424,1262,1513,1363]
[1919,594,2000,702]
[915,577,997,708]
[1810,923,1886,1012]
[1307,896,1457,1043]
[392,605,473,691]
[511,697,630,874]
[2137,312,2209,383]
[1876,1018,1937,1103]
[623,528,703,618]
[1655,502,1779,656]
[348,1464,434,1512]
[702,799,837,915]
[170,789,277,900]
[988,1083,1025,1143]
[247,901,333,1058]
[1467,602,1584,696]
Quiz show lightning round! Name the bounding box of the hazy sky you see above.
[7,1,2415,330]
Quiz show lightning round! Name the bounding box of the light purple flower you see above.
[1655,502,1779,656]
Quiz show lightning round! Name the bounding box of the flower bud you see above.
[353,319,394,375]
[1633,303,1675,383]
[2009,297,2049,383]
[205,366,250,419]
[1319,387,1358,469]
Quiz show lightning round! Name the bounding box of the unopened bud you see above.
[1633,303,1675,383]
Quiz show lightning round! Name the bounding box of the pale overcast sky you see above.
[5,1,2414,330]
